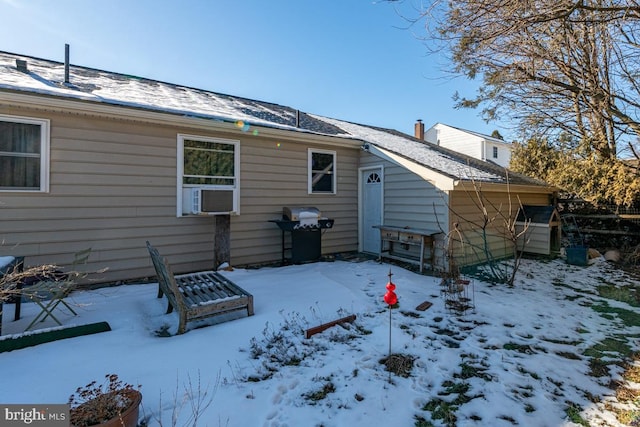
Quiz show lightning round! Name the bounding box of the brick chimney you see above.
[414,119,425,140]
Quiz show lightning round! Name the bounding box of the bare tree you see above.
[390,0,640,160]
[434,172,531,286]
[451,179,530,286]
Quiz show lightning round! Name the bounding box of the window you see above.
[308,149,336,194]
[177,134,240,215]
[367,172,381,184]
[492,146,499,159]
[0,115,49,192]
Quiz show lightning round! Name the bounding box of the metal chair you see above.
[23,248,91,331]
[24,277,77,330]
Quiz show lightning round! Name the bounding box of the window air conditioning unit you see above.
[182,188,237,215]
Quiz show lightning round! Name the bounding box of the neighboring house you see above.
[420,122,513,168]
[0,50,555,284]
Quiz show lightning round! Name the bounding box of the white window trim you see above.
[0,114,50,193]
[308,148,337,195]
[176,134,240,217]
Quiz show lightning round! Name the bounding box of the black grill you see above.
[270,207,334,264]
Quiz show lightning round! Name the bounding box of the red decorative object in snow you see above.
[383,271,398,306]
[383,269,397,382]
[384,289,397,306]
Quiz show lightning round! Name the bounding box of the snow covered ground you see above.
[1,257,639,426]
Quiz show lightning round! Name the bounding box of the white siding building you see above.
[420,122,512,168]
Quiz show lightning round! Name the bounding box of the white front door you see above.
[361,167,383,254]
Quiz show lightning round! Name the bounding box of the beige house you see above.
[0,51,362,283]
[0,51,556,284]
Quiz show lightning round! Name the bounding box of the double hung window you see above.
[0,115,49,192]
[180,135,238,187]
[308,149,336,194]
[177,134,240,215]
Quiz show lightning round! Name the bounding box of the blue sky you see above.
[0,0,506,138]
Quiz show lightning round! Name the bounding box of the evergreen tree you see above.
[511,136,640,206]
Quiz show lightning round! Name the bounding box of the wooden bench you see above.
[146,241,254,334]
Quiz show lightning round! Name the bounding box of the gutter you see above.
[453,180,558,194]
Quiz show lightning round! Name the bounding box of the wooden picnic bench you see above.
[146,241,254,334]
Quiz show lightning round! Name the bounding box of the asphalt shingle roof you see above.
[0,51,549,187]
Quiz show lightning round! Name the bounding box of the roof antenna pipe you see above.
[64,44,70,84]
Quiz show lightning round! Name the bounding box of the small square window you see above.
[308,149,336,194]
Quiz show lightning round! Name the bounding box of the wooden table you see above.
[374,225,438,273]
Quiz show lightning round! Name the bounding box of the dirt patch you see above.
[380,353,416,378]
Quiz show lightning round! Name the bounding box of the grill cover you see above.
[283,207,321,222]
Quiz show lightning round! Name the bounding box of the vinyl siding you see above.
[430,125,483,160]
[448,190,552,266]
[426,124,512,168]
[516,217,561,256]
[383,166,447,230]
[231,138,358,266]
[517,224,551,254]
[359,152,449,268]
[359,152,448,229]
[0,105,359,284]
[485,141,511,168]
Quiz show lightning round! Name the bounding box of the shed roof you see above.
[0,50,549,187]
[516,205,559,223]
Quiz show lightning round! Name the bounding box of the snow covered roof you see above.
[313,115,544,186]
[0,51,344,136]
[0,51,543,186]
